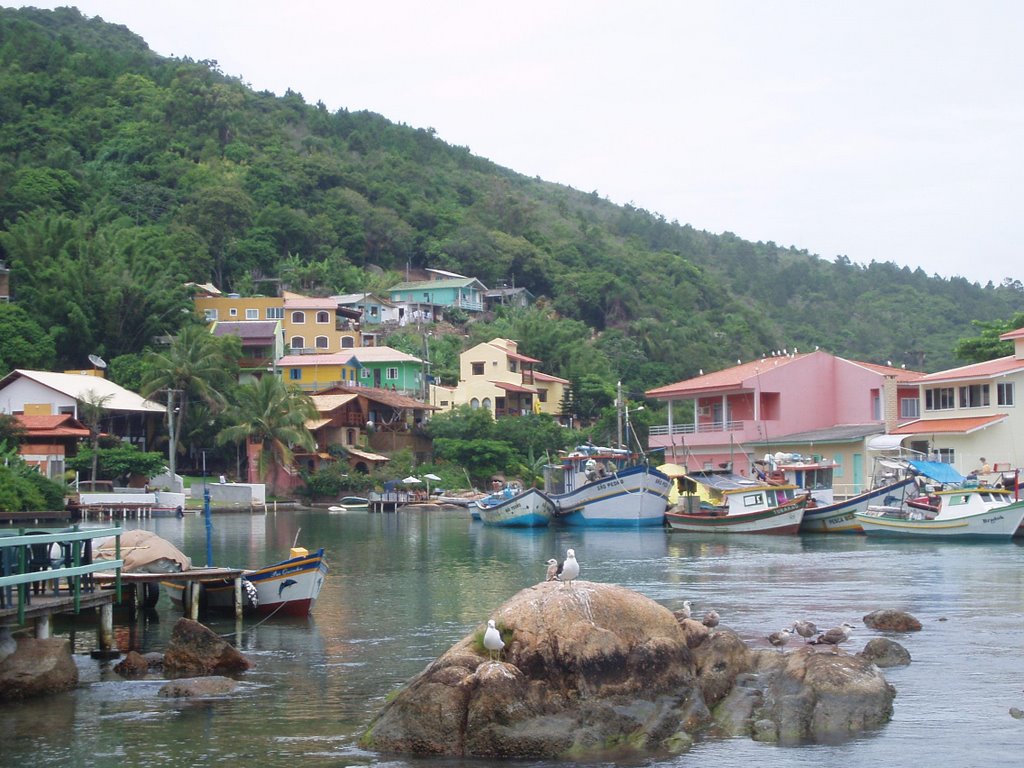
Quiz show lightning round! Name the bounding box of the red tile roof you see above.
[646,354,810,398]
[999,327,1024,341]
[492,381,537,393]
[15,414,90,438]
[890,414,1008,435]
[916,355,1024,382]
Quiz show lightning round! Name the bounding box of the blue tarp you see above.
[907,460,965,484]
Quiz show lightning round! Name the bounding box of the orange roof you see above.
[15,414,90,438]
[848,360,926,382]
[492,381,537,394]
[890,414,1008,435]
[917,355,1024,382]
[646,354,810,398]
[533,371,570,384]
[999,327,1024,341]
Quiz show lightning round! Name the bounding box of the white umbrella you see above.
[402,476,421,483]
[422,473,441,496]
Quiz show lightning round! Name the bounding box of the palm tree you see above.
[140,325,235,480]
[76,390,114,489]
[216,375,318,497]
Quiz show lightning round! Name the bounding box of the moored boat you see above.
[544,447,671,527]
[475,485,555,527]
[855,487,1024,539]
[328,496,369,512]
[163,546,328,617]
[800,476,917,533]
[665,471,807,534]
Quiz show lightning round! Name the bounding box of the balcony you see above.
[649,420,745,436]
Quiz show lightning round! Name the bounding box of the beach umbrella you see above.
[402,476,421,484]
[422,473,441,496]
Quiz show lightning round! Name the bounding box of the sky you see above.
[16,1,1024,284]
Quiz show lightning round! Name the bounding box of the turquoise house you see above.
[387,276,488,322]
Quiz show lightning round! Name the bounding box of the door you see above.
[852,453,864,494]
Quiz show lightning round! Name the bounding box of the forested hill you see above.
[1,6,1021,398]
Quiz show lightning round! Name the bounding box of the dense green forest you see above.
[2,5,1022,410]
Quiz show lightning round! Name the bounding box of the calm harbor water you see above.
[2,506,1022,767]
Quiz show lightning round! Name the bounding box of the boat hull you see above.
[666,498,807,534]
[854,501,1024,540]
[550,465,671,527]
[477,488,555,527]
[164,549,329,617]
[800,477,916,533]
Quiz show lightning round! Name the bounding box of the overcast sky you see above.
[17,1,1024,284]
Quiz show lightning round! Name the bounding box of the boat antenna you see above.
[293,527,301,548]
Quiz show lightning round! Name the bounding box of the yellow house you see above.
[282,292,361,352]
[193,294,283,325]
[430,338,569,422]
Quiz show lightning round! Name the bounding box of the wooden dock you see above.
[95,567,247,621]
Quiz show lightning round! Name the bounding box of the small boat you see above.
[855,486,1024,539]
[328,496,369,512]
[799,476,917,533]
[665,471,808,534]
[475,485,555,527]
[543,446,672,527]
[163,546,329,617]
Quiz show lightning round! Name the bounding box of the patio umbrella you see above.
[402,476,421,484]
[422,473,441,496]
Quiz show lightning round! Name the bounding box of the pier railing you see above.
[0,526,123,625]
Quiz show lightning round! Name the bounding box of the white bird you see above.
[545,558,560,582]
[702,609,720,628]
[767,628,792,650]
[559,548,580,587]
[679,600,692,619]
[791,619,817,640]
[483,619,504,660]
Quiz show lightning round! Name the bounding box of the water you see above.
[2,507,1022,767]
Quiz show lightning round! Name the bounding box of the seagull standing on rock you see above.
[483,619,505,660]
[767,628,793,650]
[679,600,692,619]
[791,619,817,640]
[810,622,855,650]
[545,558,560,582]
[702,609,720,628]
[559,548,580,588]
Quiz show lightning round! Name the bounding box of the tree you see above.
[140,326,237,478]
[67,442,166,485]
[953,312,1024,363]
[0,303,57,376]
[76,390,113,489]
[216,375,317,497]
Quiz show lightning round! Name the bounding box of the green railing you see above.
[0,526,124,625]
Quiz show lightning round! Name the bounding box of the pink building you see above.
[645,351,923,491]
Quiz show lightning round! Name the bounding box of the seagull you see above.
[559,548,580,588]
[702,609,720,628]
[767,628,792,650]
[545,558,560,582]
[483,619,504,660]
[810,622,855,649]
[679,600,692,619]
[791,619,817,640]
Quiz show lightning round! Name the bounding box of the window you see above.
[471,362,485,375]
[386,367,398,381]
[291,336,305,349]
[360,368,371,379]
[537,389,548,403]
[291,311,305,324]
[871,393,880,420]
[924,387,955,411]
[229,307,238,317]
[743,493,764,508]
[958,384,990,408]
[482,397,492,411]
[508,359,518,373]
[470,398,480,409]
[315,336,329,349]
[316,310,330,324]
[900,398,919,419]
[369,306,379,317]
[245,308,259,320]
[289,368,301,381]
[267,307,283,320]
[341,336,354,348]
[934,447,955,464]
[998,382,1015,406]
[204,308,218,322]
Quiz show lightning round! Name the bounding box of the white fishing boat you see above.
[855,486,1024,539]
[665,471,807,534]
[475,485,555,527]
[543,447,671,527]
[163,546,328,617]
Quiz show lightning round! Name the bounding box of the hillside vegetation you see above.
[2,5,1022,407]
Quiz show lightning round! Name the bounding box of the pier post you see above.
[34,614,52,639]
[189,582,200,620]
[234,577,243,621]
[99,603,114,652]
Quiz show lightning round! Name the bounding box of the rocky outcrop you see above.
[859,637,912,667]
[863,610,922,632]
[163,618,252,677]
[114,650,151,677]
[361,582,896,760]
[0,637,78,701]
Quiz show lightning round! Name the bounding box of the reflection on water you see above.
[2,507,1022,767]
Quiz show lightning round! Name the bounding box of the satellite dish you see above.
[88,354,107,369]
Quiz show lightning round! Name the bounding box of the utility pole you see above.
[166,389,179,481]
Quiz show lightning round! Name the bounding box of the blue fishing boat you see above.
[475,485,555,527]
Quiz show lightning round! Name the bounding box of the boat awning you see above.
[491,381,537,394]
[890,414,1008,435]
[347,447,390,462]
[907,460,965,484]
[866,434,907,451]
[657,463,688,478]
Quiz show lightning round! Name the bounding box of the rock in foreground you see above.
[163,618,252,677]
[0,638,78,701]
[361,582,896,759]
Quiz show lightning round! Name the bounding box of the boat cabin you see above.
[674,471,801,516]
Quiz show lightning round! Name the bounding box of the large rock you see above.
[859,637,912,668]
[163,618,252,677]
[0,637,79,701]
[863,609,922,632]
[159,675,239,698]
[361,581,698,759]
